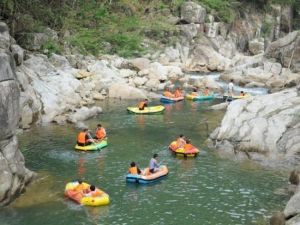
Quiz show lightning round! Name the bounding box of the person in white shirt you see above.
[228,79,234,97]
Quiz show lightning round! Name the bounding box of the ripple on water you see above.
[6,99,288,225]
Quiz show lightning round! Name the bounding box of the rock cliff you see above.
[0,22,34,206]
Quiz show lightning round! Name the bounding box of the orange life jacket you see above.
[138,101,146,109]
[174,90,181,98]
[191,92,198,96]
[128,167,138,174]
[77,132,87,144]
[74,183,86,192]
[90,189,103,197]
[96,128,106,139]
[204,89,209,96]
[164,91,174,98]
[184,143,193,151]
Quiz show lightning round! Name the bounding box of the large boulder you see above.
[248,38,264,55]
[67,106,102,124]
[22,55,82,123]
[265,31,300,73]
[209,88,300,166]
[109,83,147,99]
[129,58,151,71]
[180,1,206,24]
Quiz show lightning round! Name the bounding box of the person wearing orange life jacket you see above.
[163,88,175,98]
[77,128,93,146]
[184,139,194,151]
[84,185,103,197]
[203,87,210,96]
[73,180,89,194]
[128,162,141,175]
[95,124,106,140]
[138,99,148,110]
[174,87,183,98]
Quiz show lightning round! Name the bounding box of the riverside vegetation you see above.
[1,0,300,57]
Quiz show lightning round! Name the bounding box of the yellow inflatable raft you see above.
[127,105,165,114]
[223,94,251,100]
[74,139,108,151]
[64,182,110,206]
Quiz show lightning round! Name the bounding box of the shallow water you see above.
[1,99,287,225]
[189,73,269,95]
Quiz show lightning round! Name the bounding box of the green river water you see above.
[1,99,288,225]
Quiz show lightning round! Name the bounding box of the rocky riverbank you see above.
[1,0,300,212]
[0,23,35,206]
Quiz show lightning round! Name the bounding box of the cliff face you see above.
[0,22,34,206]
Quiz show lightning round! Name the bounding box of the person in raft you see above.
[184,139,193,151]
[84,185,103,197]
[174,87,183,98]
[138,99,148,110]
[203,87,210,96]
[95,124,106,141]
[240,91,245,96]
[73,180,89,194]
[163,88,175,98]
[191,86,199,96]
[77,128,94,146]
[176,134,186,148]
[149,153,160,174]
[128,162,142,175]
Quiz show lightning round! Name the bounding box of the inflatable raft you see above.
[169,141,199,157]
[126,165,168,184]
[186,93,214,101]
[64,182,109,206]
[127,105,165,114]
[75,139,108,151]
[223,94,251,101]
[160,96,184,103]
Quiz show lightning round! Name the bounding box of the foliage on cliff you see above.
[0,0,299,57]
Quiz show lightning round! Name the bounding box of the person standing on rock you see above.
[228,79,234,97]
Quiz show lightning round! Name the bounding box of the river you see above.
[0,99,288,225]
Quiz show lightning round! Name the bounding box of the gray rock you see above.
[284,191,300,218]
[109,83,147,99]
[209,88,300,167]
[180,1,206,24]
[249,39,264,55]
[265,31,300,73]
[10,45,24,66]
[0,22,10,49]
[67,106,102,124]
[0,46,34,206]
[129,58,151,71]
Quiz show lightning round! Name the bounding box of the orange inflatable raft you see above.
[169,141,199,157]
